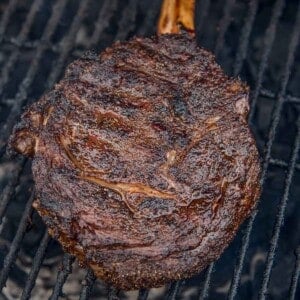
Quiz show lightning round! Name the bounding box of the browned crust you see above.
[10,34,261,290]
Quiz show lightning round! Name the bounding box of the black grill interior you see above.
[0,0,300,299]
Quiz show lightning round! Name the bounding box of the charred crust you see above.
[10,34,261,290]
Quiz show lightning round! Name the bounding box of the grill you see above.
[0,0,299,299]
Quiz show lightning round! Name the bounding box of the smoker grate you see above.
[0,0,300,299]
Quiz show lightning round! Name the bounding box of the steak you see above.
[9,33,261,290]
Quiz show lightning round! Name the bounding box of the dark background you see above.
[0,0,299,299]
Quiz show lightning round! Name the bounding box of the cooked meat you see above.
[9,33,261,290]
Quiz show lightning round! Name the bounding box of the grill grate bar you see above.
[114,0,139,41]
[0,1,88,290]
[259,0,300,183]
[0,0,43,95]
[270,158,300,171]
[20,230,50,300]
[1,0,92,296]
[0,0,299,298]
[198,263,214,300]
[227,0,287,296]
[87,0,118,48]
[107,286,119,300]
[0,158,25,224]
[0,0,68,152]
[46,0,91,89]
[233,0,258,76]
[166,280,184,300]
[0,0,18,41]
[0,191,34,291]
[79,269,96,300]
[49,254,75,300]
[258,5,300,292]
[259,115,300,299]
[137,288,149,300]
[289,247,300,300]
[231,1,300,297]
[227,210,258,300]
[248,0,285,122]
[214,0,236,57]
[260,87,300,104]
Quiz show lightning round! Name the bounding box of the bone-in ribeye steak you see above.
[9,33,261,290]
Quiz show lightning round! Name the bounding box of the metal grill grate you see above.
[0,0,299,299]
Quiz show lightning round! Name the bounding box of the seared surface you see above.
[9,33,261,290]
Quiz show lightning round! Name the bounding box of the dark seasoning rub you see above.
[8,32,261,290]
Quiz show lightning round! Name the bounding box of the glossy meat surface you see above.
[9,34,261,290]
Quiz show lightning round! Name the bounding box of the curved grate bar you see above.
[0,0,43,95]
[214,0,236,57]
[79,269,96,300]
[232,0,259,76]
[46,0,91,89]
[87,0,118,48]
[165,280,184,300]
[0,0,18,41]
[248,0,285,122]
[0,0,68,152]
[227,210,258,300]
[0,158,25,224]
[289,247,300,300]
[49,253,75,300]
[0,191,34,291]
[20,231,50,300]
[114,0,139,41]
[198,263,214,300]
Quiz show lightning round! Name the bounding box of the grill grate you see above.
[0,0,300,299]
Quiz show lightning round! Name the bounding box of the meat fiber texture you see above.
[9,33,261,290]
